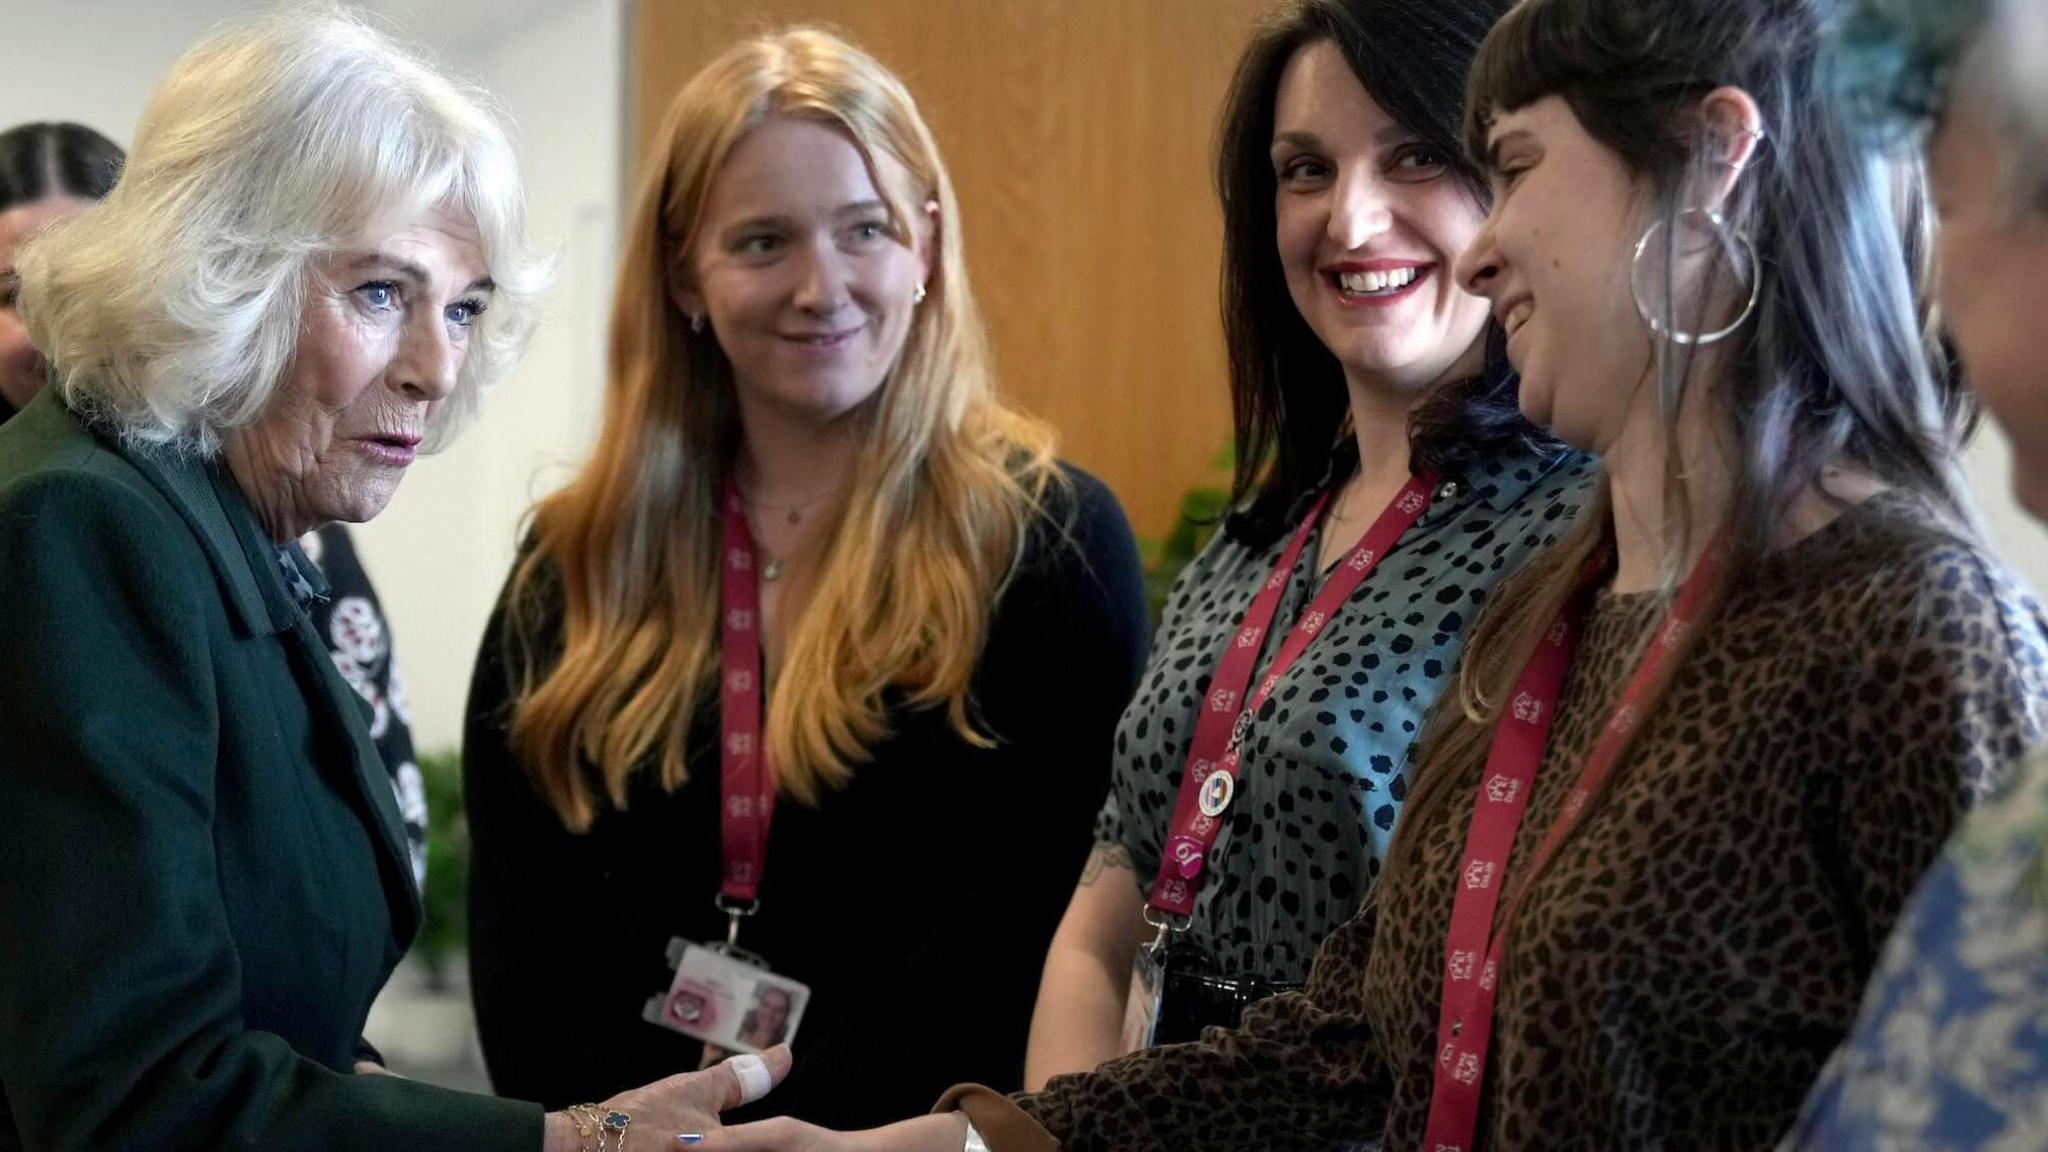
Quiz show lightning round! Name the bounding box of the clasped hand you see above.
[692,1111,971,1152]
[541,1045,800,1151]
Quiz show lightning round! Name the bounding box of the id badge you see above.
[1118,943,1166,1055]
[642,938,811,1053]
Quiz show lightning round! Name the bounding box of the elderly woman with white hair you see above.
[1784,0,2048,1147]
[0,10,787,1151]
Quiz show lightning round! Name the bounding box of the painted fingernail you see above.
[677,1135,705,1145]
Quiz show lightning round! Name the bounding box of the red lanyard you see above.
[1420,536,1729,1152]
[1146,473,1438,921]
[718,478,777,913]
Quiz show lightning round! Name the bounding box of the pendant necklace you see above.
[751,506,804,583]
[739,480,835,584]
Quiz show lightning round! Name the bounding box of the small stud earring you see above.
[913,284,928,305]
[690,312,706,334]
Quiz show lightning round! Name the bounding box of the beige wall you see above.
[635,0,1268,540]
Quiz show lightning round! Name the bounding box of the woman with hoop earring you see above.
[705,0,2048,1146]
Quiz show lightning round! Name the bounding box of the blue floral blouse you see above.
[1786,743,2048,1149]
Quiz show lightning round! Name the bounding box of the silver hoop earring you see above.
[1629,208,1760,346]
[690,312,706,334]
[913,284,928,305]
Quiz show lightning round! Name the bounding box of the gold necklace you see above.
[739,489,834,582]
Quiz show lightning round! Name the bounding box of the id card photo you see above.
[642,941,811,1053]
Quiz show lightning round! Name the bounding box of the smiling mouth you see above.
[783,328,861,348]
[1339,266,1419,294]
[1324,264,1433,307]
[1502,300,1534,338]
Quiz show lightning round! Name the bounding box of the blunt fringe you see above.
[1385,0,1980,891]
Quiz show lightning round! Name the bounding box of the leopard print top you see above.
[1003,497,2048,1151]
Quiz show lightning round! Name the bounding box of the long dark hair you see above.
[1218,0,1552,545]
[0,122,123,214]
[1386,0,1974,887]
[1465,0,1970,567]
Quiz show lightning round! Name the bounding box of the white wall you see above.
[2,0,625,754]
[0,0,249,146]
[347,0,624,753]
[1966,425,2048,596]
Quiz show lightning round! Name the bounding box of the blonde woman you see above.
[461,28,1149,1131]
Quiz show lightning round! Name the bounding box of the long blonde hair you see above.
[506,28,1059,831]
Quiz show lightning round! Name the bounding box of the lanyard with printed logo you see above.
[1143,472,1439,925]
[1419,536,1728,1152]
[716,476,777,943]
[639,482,816,1059]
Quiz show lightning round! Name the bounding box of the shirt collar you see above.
[274,540,332,610]
[1296,438,1583,524]
[1454,441,1585,514]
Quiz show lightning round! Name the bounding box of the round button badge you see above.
[1198,769,1235,818]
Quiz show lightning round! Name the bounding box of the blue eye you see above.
[357,281,400,310]
[447,298,489,328]
[738,234,783,256]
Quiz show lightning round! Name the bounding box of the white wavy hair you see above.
[16,5,549,455]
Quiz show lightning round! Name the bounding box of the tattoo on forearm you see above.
[1079,841,1135,887]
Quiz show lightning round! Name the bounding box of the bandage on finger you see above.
[723,1052,774,1105]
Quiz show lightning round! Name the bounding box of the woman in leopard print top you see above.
[705,0,2048,1149]
[957,498,2046,1152]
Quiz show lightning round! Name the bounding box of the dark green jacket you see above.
[0,392,540,1150]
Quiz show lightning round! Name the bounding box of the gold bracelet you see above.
[566,1104,606,1152]
[600,1108,631,1152]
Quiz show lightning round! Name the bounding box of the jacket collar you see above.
[110,431,301,639]
[97,412,423,924]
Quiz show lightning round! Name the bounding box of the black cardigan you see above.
[462,466,1150,1129]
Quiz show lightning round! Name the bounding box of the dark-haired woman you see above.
[0,121,121,418]
[1021,0,1592,1088]
[709,0,2048,1148]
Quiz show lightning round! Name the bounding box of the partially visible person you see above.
[706,0,2048,1147]
[0,121,120,421]
[0,120,429,884]
[739,985,795,1051]
[1023,0,1593,1089]
[0,11,789,1150]
[1785,1,2048,1146]
[461,26,1149,1133]
[300,523,428,885]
